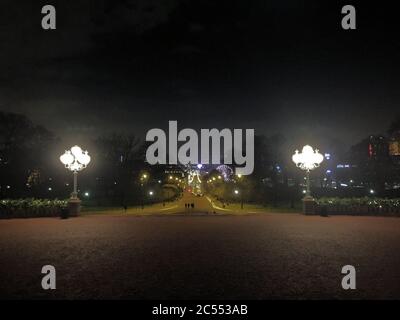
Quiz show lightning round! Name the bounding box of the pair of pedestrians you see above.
[185,203,194,209]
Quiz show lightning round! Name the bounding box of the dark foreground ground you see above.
[0,214,400,300]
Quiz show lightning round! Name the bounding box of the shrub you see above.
[0,198,68,219]
[316,197,400,216]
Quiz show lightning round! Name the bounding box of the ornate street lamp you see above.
[292,145,324,214]
[60,145,91,215]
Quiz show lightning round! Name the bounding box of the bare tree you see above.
[95,133,144,205]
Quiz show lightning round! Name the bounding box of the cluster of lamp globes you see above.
[60,145,91,171]
[292,145,324,172]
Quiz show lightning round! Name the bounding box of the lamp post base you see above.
[302,196,316,215]
[68,198,81,217]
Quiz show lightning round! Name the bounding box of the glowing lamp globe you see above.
[60,151,74,166]
[71,145,83,157]
[78,151,91,166]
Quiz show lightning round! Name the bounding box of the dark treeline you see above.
[1,111,400,206]
[0,111,163,205]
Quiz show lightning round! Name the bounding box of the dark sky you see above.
[1,0,399,151]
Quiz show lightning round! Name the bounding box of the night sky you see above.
[1,0,399,151]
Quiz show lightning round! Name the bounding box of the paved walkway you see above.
[1,213,400,299]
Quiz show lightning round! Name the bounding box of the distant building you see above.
[389,139,400,156]
[368,135,388,158]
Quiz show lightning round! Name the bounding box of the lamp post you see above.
[60,145,91,216]
[235,173,244,209]
[292,145,324,215]
[148,190,154,204]
[140,173,149,209]
[234,189,243,209]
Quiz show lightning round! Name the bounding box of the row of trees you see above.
[0,112,57,198]
[2,111,400,205]
[0,112,154,203]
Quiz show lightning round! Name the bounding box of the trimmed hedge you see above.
[0,198,68,219]
[316,197,400,216]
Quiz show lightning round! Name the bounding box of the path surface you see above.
[1,213,400,299]
[88,192,219,216]
[176,192,215,214]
